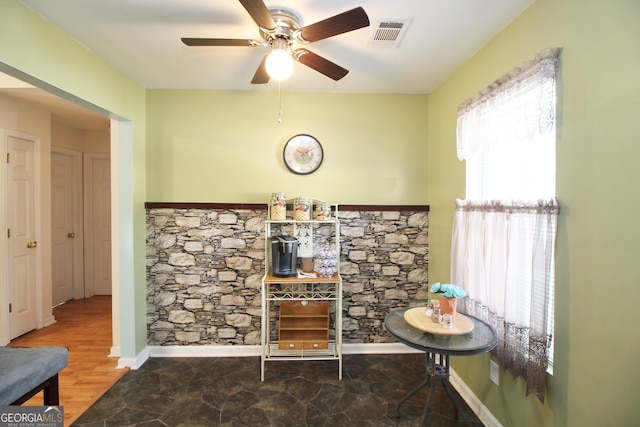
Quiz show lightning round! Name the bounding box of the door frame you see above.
[0,128,43,344]
[51,147,84,301]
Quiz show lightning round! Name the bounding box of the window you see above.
[465,127,555,201]
[452,48,560,402]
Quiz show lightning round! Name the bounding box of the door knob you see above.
[68,233,76,238]
[27,241,37,249]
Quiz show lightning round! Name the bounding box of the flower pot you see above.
[438,296,458,321]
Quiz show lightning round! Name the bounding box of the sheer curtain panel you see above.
[452,199,559,401]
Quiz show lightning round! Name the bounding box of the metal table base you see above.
[395,352,472,427]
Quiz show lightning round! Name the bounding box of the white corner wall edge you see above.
[117,342,499,425]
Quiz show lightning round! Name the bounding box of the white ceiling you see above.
[3,0,533,129]
[20,0,532,94]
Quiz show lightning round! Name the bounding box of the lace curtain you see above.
[452,199,559,401]
[456,47,560,162]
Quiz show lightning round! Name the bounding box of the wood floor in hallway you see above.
[8,296,128,426]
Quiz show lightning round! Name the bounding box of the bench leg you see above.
[10,374,60,406]
[43,374,60,405]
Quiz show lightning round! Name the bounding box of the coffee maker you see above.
[268,236,299,277]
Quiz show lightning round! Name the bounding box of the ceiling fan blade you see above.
[251,54,270,84]
[293,49,349,81]
[182,38,259,47]
[298,7,370,43]
[238,0,276,30]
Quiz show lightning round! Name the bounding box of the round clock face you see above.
[283,134,324,175]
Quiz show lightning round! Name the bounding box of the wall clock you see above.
[283,134,324,175]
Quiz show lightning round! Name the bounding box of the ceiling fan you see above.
[181,0,370,84]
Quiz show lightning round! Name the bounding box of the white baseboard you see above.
[109,345,121,358]
[343,342,422,354]
[450,369,503,427]
[117,346,149,369]
[148,344,262,358]
[141,342,420,358]
[43,315,57,328]
[118,343,498,426]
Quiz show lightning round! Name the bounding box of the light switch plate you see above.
[490,360,500,385]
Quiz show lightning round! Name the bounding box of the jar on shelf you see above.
[314,202,331,221]
[293,197,311,221]
[270,192,286,220]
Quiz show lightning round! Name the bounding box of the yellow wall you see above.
[146,90,428,204]
[428,0,640,425]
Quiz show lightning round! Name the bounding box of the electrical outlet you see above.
[490,360,500,385]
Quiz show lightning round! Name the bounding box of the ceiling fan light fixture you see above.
[266,38,293,81]
[266,49,292,80]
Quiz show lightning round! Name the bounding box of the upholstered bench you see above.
[0,346,69,405]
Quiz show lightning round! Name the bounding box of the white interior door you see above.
[84,154,111,296]
[51,150,79,305]
[7,134,38,339]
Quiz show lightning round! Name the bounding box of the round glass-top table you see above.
[385,307,497,426]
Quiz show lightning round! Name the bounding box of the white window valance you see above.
[456,47,561,161]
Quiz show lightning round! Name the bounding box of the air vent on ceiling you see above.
[368,19,412,48]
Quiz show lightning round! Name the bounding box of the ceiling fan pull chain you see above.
[278,80,283,123]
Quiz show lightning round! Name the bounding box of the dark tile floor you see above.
[72,353,483,426]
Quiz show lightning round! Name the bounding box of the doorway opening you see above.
[0,66,131,364]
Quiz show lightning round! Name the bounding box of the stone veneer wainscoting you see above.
[145,203,429,347]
